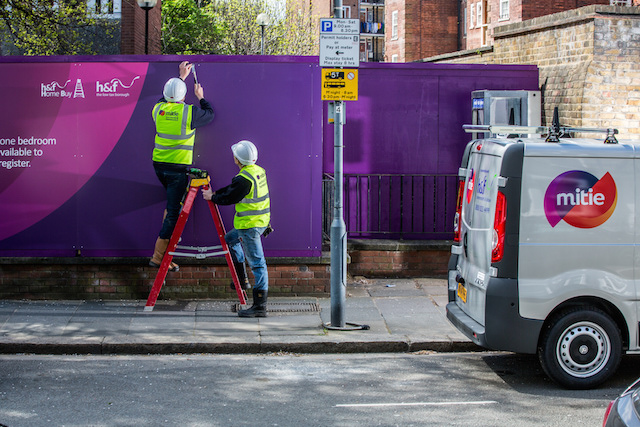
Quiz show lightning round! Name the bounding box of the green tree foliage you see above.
[162,0,318,56]
[0,0,117,55]
[161,0,223,54]
[272,1,317,56]
[213,0,265,55]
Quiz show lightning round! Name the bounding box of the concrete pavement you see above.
[0,278,478,355]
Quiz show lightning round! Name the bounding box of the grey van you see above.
[447,121,633,389]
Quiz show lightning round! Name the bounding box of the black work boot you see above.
[229,260,251,291]
[238,289,268,318]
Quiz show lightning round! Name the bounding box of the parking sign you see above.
[319,19,360,68]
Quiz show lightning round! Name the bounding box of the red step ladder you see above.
[144,169,248,311]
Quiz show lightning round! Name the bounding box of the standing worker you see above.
[149,61,215,271]
[202,140,271,317]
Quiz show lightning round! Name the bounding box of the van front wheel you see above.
[538,307,622,389]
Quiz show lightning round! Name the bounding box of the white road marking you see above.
[336,400,498,408]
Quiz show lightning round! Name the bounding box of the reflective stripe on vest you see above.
[234,165,270,229]
[152,102,195,165]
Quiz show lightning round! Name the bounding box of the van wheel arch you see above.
[537,304,623,389]
[539,298,629,350]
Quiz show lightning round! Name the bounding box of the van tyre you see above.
[538,307,622,389]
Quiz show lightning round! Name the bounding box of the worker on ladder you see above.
[149,61,214,272]
[202,140,272,318]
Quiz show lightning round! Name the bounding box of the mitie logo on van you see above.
[544,170,617,228]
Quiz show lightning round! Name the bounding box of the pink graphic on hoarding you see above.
[0,62,148,241]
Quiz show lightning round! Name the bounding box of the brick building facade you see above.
[384,0,611,63]
[385,0,458,62]
[462,0,610,52]
[425,5,640,140]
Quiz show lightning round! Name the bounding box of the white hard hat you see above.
[232,140,258,165]
[163,77,187,102]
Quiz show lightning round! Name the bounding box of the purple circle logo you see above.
[544,170,617,228]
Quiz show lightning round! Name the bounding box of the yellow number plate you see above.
[457,283,467,303]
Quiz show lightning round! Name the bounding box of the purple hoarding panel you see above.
[0,56,323,257]
[322,62,540,174]
[0,56,538,256]
[321,62,538,240]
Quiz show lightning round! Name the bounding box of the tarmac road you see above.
[0,351,637,427]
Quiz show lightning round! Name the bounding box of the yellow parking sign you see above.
[321,69,358,101]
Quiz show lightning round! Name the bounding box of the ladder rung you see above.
[169,249,229,259]
[175,244,223,252]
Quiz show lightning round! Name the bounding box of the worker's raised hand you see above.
[194,83,204,100]
[179,61,192,80]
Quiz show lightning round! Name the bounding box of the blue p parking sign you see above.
[319,18,360,67]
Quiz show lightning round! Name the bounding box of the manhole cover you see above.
[147,301,195,312]
[233,302,320,313]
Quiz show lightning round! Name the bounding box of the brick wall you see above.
[385,0,458,62]
[403,0,420,60]
[424,5,640,140]
[0,259,331,300]
[387,0,458,62]
[522,0,609,21]
[414,0,458,59]
[385,0,405,62]
[0,241,450,300]
[121,0,162,55]
[584,12,640,134]
[347,241,450,278]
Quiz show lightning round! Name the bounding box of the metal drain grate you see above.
[233,302,320,313]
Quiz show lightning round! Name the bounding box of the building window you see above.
[463,7,467,36]
[391,54,399,62]
[499,0,509,20]
[98,0,112,14]
[476,2,482,27]
[469,3,475,29]
[88,0,121,16]
[391,10,398,39]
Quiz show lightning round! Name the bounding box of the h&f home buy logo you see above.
[544,170,617,228]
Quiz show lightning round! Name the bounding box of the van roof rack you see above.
[463,124,618,144]
[463,107,619,144]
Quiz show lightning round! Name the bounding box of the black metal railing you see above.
[323,173,458,240]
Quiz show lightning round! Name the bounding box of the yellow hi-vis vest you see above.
[152,102,196,165]
[234,164,270,230]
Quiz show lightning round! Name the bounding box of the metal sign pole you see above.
[329,0,346,329]
[323,5,368,332]
[330,99,346,328]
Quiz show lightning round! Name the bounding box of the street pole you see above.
[144,9,150,55]
[330,100,346,328]
[137,1,157,55]
[321,4,367,331]
[330,0,346,329]
[256,13,271,56]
